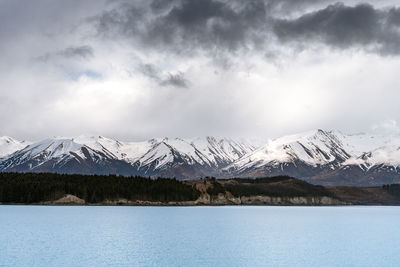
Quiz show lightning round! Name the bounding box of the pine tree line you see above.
[0,172,200,203]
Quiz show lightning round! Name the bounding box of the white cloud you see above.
[372,119,400,135]
[1,0,400,141]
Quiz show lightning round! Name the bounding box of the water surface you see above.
[0,206,399,266]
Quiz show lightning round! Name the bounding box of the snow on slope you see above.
[0,136,29,158]
[227,130,400,173]
[133,137,256,172]
[362,147,400,167]
[4,130,400,176]
[337,132,396,155]
[0,135,257,173]
[73,135,154,163]
[72,132,400,172]
[335,132,400,168]
[226,130,350,172]
[189,137,257,165]
[75,135,242,168]
[0,137,123,172]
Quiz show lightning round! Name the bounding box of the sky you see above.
[1,0,400,141]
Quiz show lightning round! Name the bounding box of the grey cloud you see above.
[95,0,400,56]
[273,3,400,55]
[58,45,94,59]
[36,45,94,62]
[266,0,333,13]
[138,63,189,88]
[138,63,160,80]
[160,72,188,88]
[388,8,400,26]
[96,0,269,53]
[150,0,177,13]
[2,0,400,141]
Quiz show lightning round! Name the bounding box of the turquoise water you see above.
[0,206,399,266]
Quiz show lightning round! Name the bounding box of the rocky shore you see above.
[2,173,400,206]
[41,178,400,206]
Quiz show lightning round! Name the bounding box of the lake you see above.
[0,206,399,266]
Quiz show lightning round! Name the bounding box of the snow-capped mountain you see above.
[2,130,400,186]
[225,130,349,173]
[134,137,255,172]
[0,136,29,158]
[0,136,256,178]
[224,130,400,186]
[339,132,400,169]
[0,137,137,175]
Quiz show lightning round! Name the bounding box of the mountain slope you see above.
[225,130,350,174]
[225,130,400,186]
[0,138,138,175]
[0,136,256,178]
[2,131,400,186]
[0,136,29,158]
[132,137,256,176]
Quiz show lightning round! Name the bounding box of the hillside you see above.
[0,173,399,205]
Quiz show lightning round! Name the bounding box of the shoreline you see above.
[0,203,397,207]
[10,197,400,206]
[2,173,400,206]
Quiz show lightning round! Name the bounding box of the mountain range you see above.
[1,130,400,186]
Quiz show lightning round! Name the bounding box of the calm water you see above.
[0,206,400,266]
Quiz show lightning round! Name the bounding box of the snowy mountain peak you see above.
[224,129,400,184]
[6,138,86,162]
[225,130,352,173]
[132,136,257,173]
[0,136,124,173]
[2,131,400,185]
[0,135,257,177]
[0,136,18,143]
[0,136,29,158]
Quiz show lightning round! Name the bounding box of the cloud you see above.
[1,0,400,141]
[96,0,270,54]
[160,72,188,88]
[138,63,160,80]
[94,1,400,57]
[372,119,400,134]
[265,0,333,14]
[273,3,400,55]
[137,63,189,88]
[58,45,94,59]
[36,45,94,62]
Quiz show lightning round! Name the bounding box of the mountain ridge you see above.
[1,130,400,186]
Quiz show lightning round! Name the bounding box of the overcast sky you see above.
[1,0,400,141]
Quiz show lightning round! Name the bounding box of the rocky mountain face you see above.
[0,138,137,175]
[0,136,256,178]
[1,130,400,186]
[224,130,400,186]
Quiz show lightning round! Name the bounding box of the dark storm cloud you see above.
[96,0,269,53]
[95,0,400,55]
[150,0,178,13]
[273,3,400,55]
